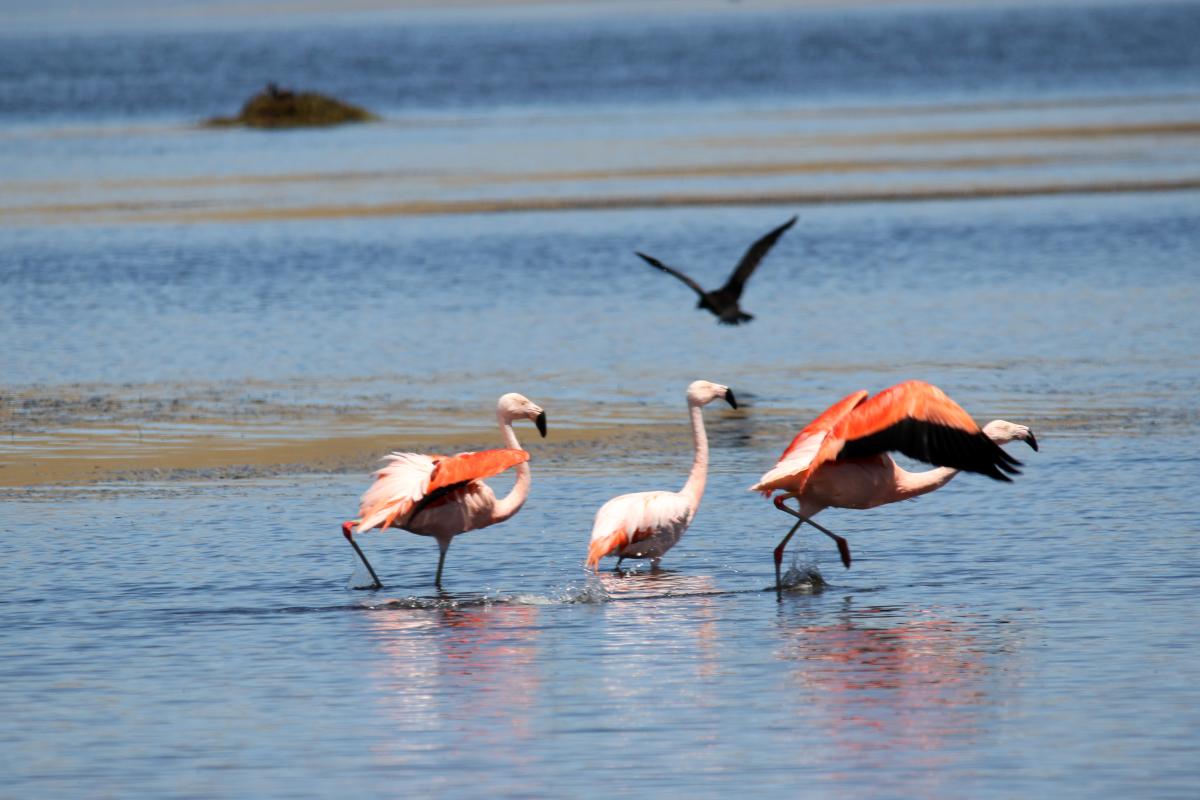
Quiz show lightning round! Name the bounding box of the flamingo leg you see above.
[773,518,804,598]
[342,521,383,590]
[434,542,449,588]
[772,496,852,570]
[615,556,625,571]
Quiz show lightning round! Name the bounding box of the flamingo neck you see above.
[680,403,709,509]
[492,415,531,523]
[892,422,1018,501]
[894,465,959,501]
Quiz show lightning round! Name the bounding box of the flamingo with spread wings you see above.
[341,393,546,589]
[751,380,1037,591]
[587,380,737,570]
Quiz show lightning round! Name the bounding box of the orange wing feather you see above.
[753,389,868,496]
[362,448,529,533]
[831,380,1021,480]
[779,389,868,461]
[834,381,980,442]
[756,380,1016,497]
[428,448,529,494]
[586,528,631,569]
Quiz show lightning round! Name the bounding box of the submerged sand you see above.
[0,380,740,488]
[0,375,1149,490]
[5,96,1199,227]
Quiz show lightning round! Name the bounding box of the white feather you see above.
[750,431,827,491]
[356,452,436,533]
[588,494,691,551]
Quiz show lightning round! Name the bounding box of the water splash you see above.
[778,562,827,594]
[346,559,378,591]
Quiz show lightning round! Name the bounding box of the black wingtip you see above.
[982,459,1017,482]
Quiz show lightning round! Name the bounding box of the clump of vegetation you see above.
[205,84,378,129]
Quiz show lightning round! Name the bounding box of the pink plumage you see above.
[341,393,547,588]
[356,448,529,534]
[753,380,1037,586]
[586,380,737,570]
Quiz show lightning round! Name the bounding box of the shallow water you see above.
[3,1,1200,797]
[4,192,1198,426]
[3,429,1199,797]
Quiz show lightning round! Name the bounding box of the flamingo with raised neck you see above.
[587,380,737,570]
[341,393,547,589]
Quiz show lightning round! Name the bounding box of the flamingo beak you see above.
[1025,430,1039,451]
[724,388,738,410]
[535,411,548,438]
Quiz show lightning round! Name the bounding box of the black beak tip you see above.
[725,389,738,410]
[1026,431,1039,452]
[535,411,547,438]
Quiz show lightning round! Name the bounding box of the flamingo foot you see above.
[833,537,852,570]
[342,521,383,590]
[772,496,853,571]
[773,518,803,599]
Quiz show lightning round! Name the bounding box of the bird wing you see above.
[750,388,869,495]
[833,380,1022,481]
[718,215,797,299]
[356,448,528,533]
[636,251,707,298]
[587,491,691,568]
[427,448,529,494]
[356,452,437,533]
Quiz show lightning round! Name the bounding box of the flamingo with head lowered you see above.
[341,393,546,589]
[587,380,737,571]
[751,380,1037,592]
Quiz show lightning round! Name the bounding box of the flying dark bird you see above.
[636,215,797,325]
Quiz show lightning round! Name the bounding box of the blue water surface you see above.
[2,2,1200,798]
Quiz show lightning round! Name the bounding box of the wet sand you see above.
[4,97,1198,226]
[121,176,1200,224]
[0,380,730,487]
[0,374,1161,489]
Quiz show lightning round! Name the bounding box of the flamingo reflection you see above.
[775,604,997,776]
[595,570,723,683]
[362,602,543,766]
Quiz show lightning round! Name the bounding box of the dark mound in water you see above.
[205,83,378,129]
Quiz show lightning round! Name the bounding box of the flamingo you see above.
[750,380,1038,591]
[636,215,797,325]
[586,380,737,570]
[340,393,547,589]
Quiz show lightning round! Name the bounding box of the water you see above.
[3,2,1199,121]
[2,1,1200,797]
[3,436,1198,797]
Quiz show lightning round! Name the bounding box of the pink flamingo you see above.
[751,380,1037,591]
[341,393,547,589]
[587,380,737,570]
